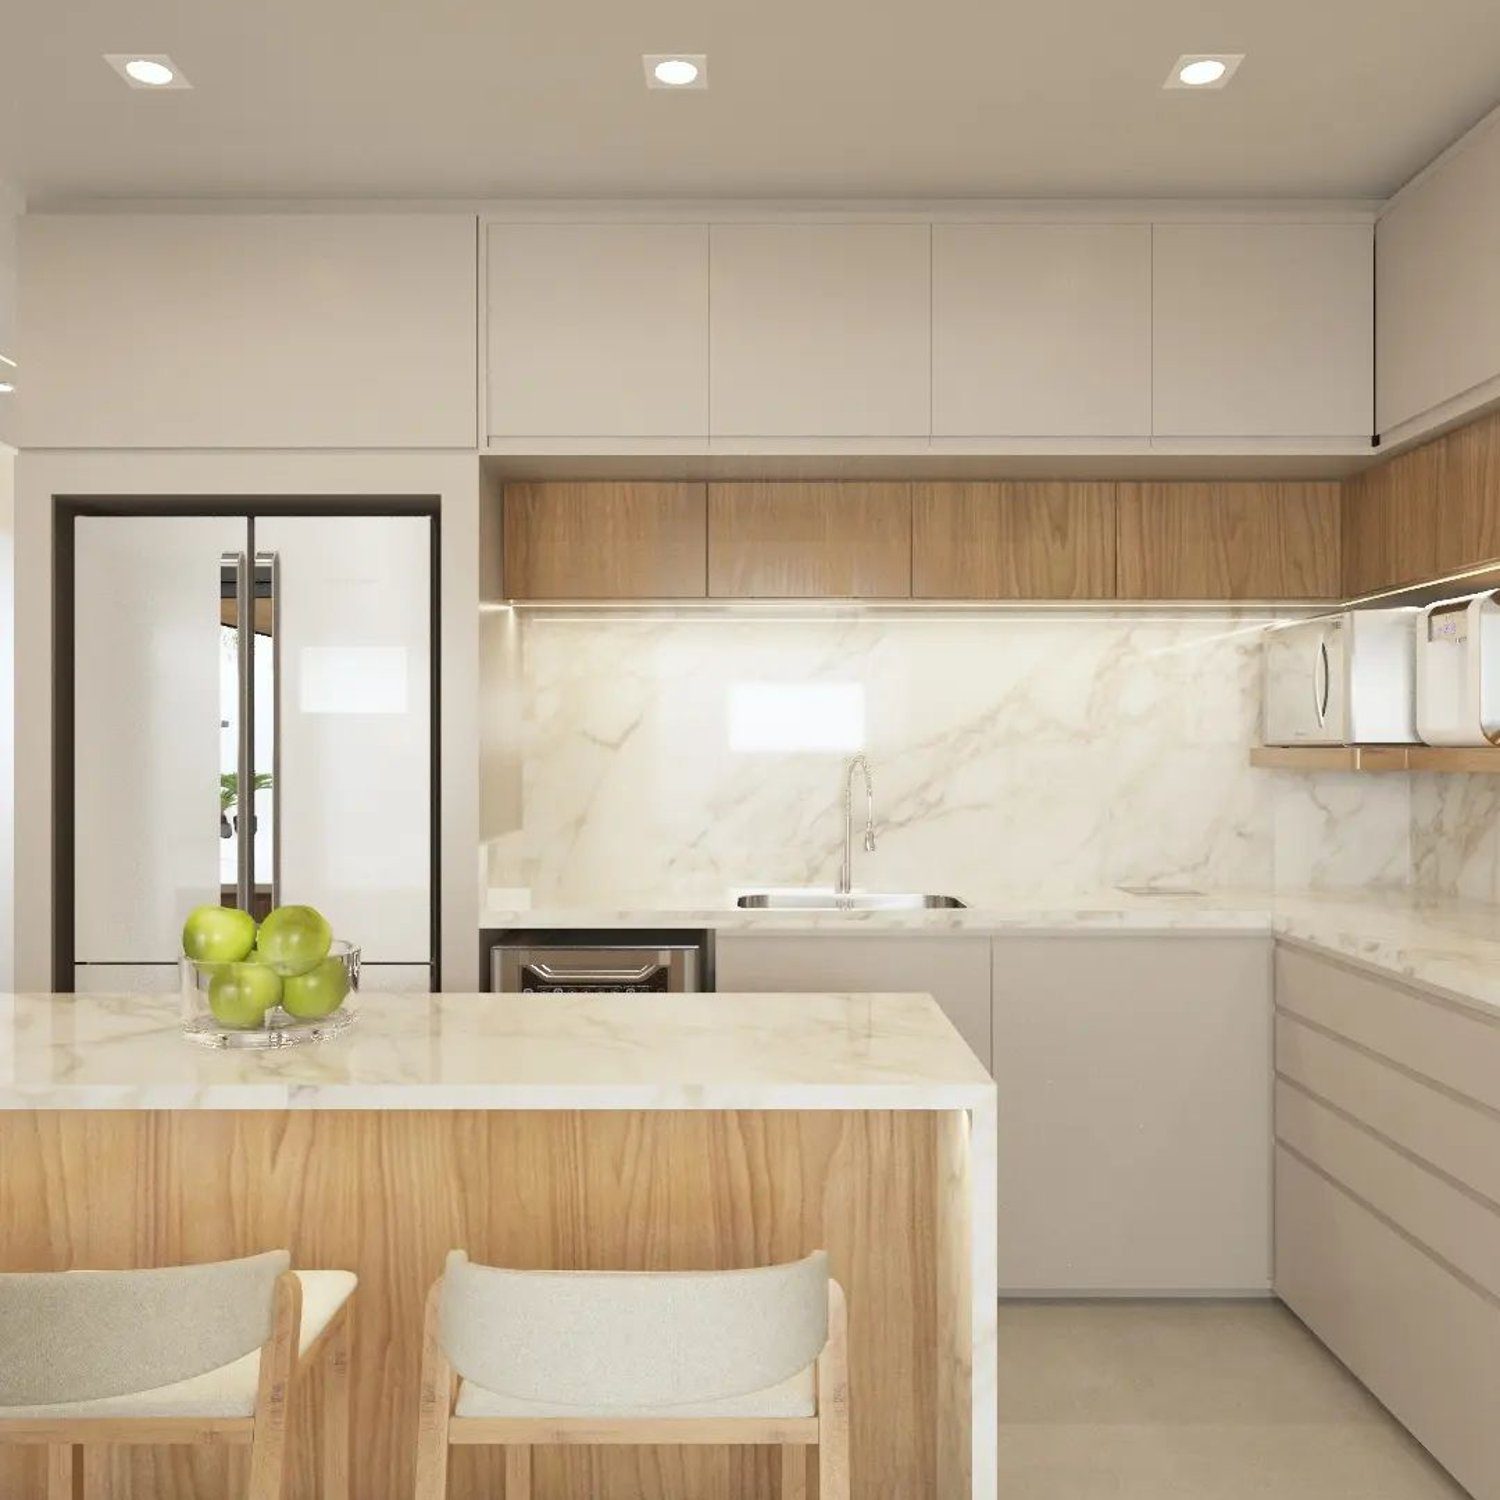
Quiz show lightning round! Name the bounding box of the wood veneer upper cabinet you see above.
[1117,482,1341,599]
[1446,408,1500,570]
[1341,440,1444,596]
[502,482,707,599]
[912,482,1116,599]
[708,482,912,598]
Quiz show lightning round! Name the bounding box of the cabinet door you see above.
[1152,223,1373,440]
[912,482,1115,599]
[1377,117,1500,437]
[932,224,1151,437]
[709,224,930,437]
[1117,482,1341,599]
[503,482,707,599]
[708,482,911,598]
[992,935,1272,1294]
[486,223,708,438]
[714,934,992,1071]
[18,215,477,449]
[1341,439,1445,595]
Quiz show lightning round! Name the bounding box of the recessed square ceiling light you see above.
[644,54,708,90]
[104,53,192,89]
[1163,53,1244,90]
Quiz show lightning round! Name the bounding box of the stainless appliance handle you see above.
[525,962,664,985]
[228,550,254,913]
[1313,637,1331,727]
[258,551,281,910]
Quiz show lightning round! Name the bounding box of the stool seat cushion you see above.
[0,1270,355,1421]
[454,1360,816,1420]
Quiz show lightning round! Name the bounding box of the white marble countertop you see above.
[481,888,1500,1017]
[0,991,996,1111]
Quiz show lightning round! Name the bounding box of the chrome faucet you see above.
[837,755,877,896]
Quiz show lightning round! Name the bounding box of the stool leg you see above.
[321,1309,352,1500]
[414,1281,452,1500]
[780,1445,808,1500]
[505,1445,532,1500]
[46,1444,82,1500]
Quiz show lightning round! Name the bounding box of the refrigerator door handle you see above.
[225,549,255,913]
[256,551,282,912]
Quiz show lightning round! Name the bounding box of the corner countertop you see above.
[0,991,996,1112]
[480,888,1500,1018]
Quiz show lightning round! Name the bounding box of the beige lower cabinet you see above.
[713,934,992,1072]
[990,935,1273,1295]
[1274,945,1500,1500]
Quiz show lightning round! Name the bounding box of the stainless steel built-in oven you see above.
[492,941,704,994]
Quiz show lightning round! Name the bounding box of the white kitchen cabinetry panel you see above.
[991,935,1272,1294]
[1151,222,1373,440]
[708,224,931,437]
[1377,116,1500,438]
[73,965,180,996]
[18,214,477,449]
[932,224,1151,437]
[713,934,991,1070]
[486,223,708,439]
[1276,1148,1500,1500]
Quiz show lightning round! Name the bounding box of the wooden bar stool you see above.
[0,1249,356,1500]
[415,1249,849,1500]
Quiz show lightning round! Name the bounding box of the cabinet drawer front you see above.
[1276,1014,1500,1205]
[1275,1148,1500,1500]
[707,482,912,599]
[1277,944,1500,1111]
[501,482,707,600]
[1277,1081,1500,1299]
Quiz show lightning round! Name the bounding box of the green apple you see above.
[255,905,332,977]
[207,962,282,1029]
[181,904,257,964]
[281,956,350,1020]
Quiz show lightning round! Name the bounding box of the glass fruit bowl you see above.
[180,940,360,1049]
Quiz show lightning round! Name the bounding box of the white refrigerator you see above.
[69,510,435,992]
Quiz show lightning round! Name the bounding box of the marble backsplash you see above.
[481,608,1419,907]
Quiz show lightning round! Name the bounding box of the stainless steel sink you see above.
[735,891,967,911]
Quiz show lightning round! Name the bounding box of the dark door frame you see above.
[52,496,442,990]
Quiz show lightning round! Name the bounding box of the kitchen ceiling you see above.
[2,0,1498,203]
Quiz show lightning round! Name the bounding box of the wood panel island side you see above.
[0,990,997,1500]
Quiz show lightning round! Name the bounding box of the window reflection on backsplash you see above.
[480,610,1417,907]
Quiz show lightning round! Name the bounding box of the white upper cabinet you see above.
[1377,117,1500,439]
[18,214,478,449]
[708,223,931,437]
[932,223,1152,438]
[1151,222,1373,441]
[485,223,708,439]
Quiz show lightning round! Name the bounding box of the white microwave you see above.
[1262,609,1420,746]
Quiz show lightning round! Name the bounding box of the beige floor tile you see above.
[997,1301,1469,1499]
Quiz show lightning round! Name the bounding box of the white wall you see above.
[12,451,482,991]
[0,182,18,449]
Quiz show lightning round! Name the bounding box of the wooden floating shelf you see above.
[1250,745,1500,773]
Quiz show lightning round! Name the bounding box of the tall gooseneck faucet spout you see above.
[838,755,877,897]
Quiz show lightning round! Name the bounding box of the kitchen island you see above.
[0,990,996,1500]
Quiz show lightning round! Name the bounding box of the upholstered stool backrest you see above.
[440,1250,829,1409]
[0,1249,290,1406]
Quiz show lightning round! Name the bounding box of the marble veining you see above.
[0,991,996,1111]
[481,612,1413,907]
